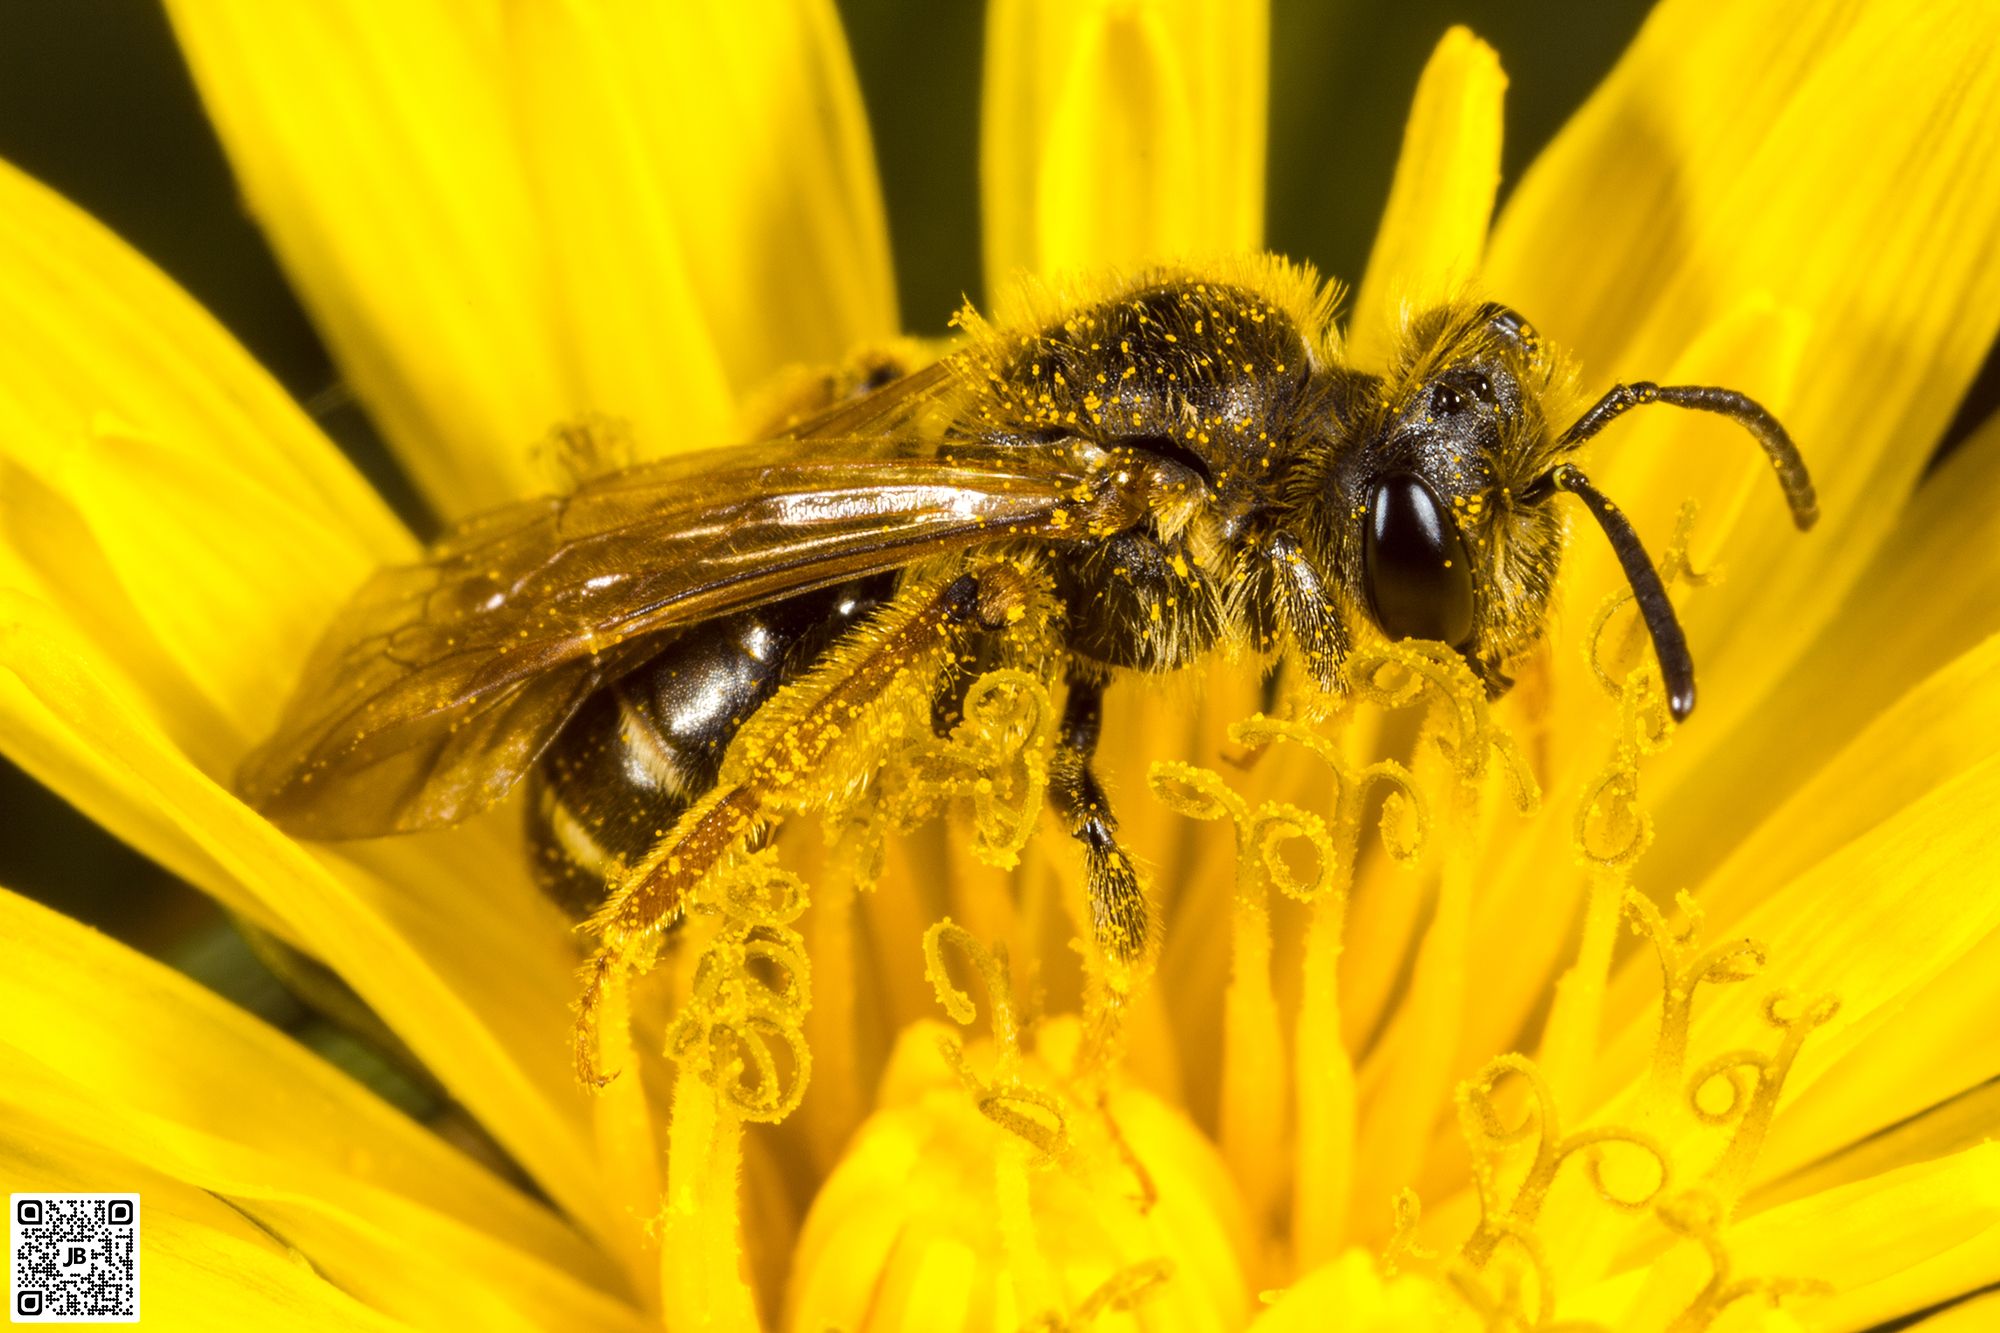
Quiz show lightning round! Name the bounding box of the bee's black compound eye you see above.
[1363,472,1475,647]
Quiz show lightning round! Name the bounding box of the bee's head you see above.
[1290,300,1815,720]
[1290,301,1569,699]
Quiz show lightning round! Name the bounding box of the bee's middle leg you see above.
[1051,667,1151,975]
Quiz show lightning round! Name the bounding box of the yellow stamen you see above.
[1226,715,1428,1267]
[661,1070,758,1331]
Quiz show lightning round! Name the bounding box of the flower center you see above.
[600,505,1839,1331]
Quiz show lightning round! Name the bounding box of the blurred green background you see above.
[6,2,1983,1052]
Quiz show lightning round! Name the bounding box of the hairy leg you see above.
[1049,667,1152,980]
[572,565,1037,1085]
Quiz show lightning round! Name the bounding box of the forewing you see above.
[779,358,958,441]
[238,436,1096,837]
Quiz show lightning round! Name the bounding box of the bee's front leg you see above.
[1261,530,1349,693]
[1050,667,1152,980]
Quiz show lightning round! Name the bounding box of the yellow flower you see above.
[3,1,1998,1330]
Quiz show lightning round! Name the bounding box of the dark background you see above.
[4,2,1985,1033]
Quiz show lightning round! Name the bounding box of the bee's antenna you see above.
[1558,383,1818,530]
[1550,464,1697,721]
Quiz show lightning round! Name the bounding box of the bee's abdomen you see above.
[526,577,893,919]
[525,680,703,921]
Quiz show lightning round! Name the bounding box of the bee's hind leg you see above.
[1050,667,1152,981]
[572,566,1034,1087]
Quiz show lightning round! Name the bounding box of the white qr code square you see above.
[10,1195,139,1323]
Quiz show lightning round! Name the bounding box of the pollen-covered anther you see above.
[665,851,815,1123]
[1346,640,1540,811]
[1624,890,1769,1104]
[1017,1259,1177,1332]
[870,660,1057,867]
[1577,765,1649,868]
[1586,500,1711,714]
[1575,662,1685,869]
[1159,710,1444,1267]
[1454,1054,1670,1270]
[1227,714,1432,871]
[1383,1189,1439,1275]
[1684,989,1841,1199]
[1654,1188,1833,1331]
[1368,1051,1679,1330]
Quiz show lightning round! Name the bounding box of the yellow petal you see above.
[1591,752,2000,1131]
[503,0,733,464]
[1521,417,2000,1102]
[1250,1249,1459,1332]
[1384,294,1798,1099]
[1595,632,2000,1188]
[790,1021,1250,1332]
[1521,421,2000,1154]
[1489,0,1872,362]
[0,160,406,747]
[172,1,897,512]
[1615,1144,2000,1331]
[1490,0,2000,742]
[1464,0,2000,1064]
[0,159,423,779]
[1347,27,1506,367]
[165,0,570,514]
[1686,631,2000,952]
[983,0,1267,287]
[0,163,614,1249]
[7,430,382,749]
[0,884,600,1274]
[514,0,894,403]
[0,887,647,1329]
[507,0,898,464]
[1756,1014,2000,1213]
[0,594,611,1243]
[1350,779,1481,1239]
[4,1059,646,1332]
[1645,409,2000,898]
[0,550,267,932]
[1760,1024,2000,1216]
[0,162,606,1239]
[0,161,558,1120]
[0,1121,406,1332]
[0,509,578,1231]
[0,161,403,563]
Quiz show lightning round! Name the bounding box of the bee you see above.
[239,261,1817,1079]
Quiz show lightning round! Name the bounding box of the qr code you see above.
[10,1196,139,1323]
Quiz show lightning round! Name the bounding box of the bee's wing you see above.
[779,357,958,440]
[239,433,1104,838]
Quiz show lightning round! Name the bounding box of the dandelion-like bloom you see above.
[3,1,1998,1329]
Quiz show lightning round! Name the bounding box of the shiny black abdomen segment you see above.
[526,575,894,918]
